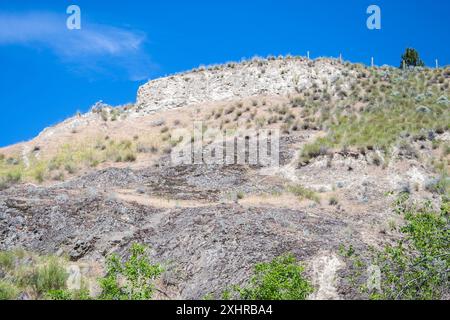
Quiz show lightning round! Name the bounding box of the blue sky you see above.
[0,0,449,146]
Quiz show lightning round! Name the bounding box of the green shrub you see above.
[329,197,339,206]
[45,289,91,301]
[300,138,331,162]
[287,185,320,203]
[373,197,449,300]
[123,152,137,162]
[0,251,72,300]
[32,164,46,183]
[64,163,77,174]
[425,174,450,196]
[0,281,19,300]
[28,258,68,295]
[342,195,449,300]
[98,243,163,300]
[0,244,163,301]
[443,143,450,157]
[6,170,22,183]
[0,168,22,189]
[231,254,313,300]
[0,251,15,271]
[225,106,235,115]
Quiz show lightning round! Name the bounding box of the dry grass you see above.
[1,64,448,187]
[286,184,321,203]
[115,190,214,208]
[0,250,68,300]
[300,67,450,163]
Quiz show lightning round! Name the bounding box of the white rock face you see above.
[25,58,357,147]
[35,112,94,142]
[136,57,355,113]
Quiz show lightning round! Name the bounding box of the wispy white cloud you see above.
[0,11,156,80]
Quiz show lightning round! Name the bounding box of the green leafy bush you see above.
[1,245,164,300]
[372,197,449,300]
[45,289,91,300]
[98,243,163,300]
[342,195,449,300]
[230,254,313,300]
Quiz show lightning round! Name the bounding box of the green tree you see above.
[400,48,425,68]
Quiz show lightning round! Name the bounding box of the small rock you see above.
[56,248,64,257]
[428,130,436,141]
[415,94,425,102]
[136,187,146,194]
[18,292,32,300]
[6,158,19,165]
[150,119,166,127]
[69,238,96,261]
[416,105,431,114]
[436,95,449,106]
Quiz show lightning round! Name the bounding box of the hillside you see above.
[0,56,449,300]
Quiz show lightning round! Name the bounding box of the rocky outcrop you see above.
[0,164,362,299]
[136,57,356,113]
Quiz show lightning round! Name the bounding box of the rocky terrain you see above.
[0,56,449,299]
[136,57,354,113]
